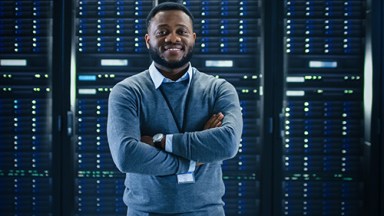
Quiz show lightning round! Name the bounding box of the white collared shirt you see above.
[149,61,193,89]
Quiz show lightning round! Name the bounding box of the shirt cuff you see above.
[165,134,173,152]
[188,160,196,173]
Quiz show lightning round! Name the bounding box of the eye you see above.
[177,29,189,35]
[156,29,168,36]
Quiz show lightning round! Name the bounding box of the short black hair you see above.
[146,2,194,30]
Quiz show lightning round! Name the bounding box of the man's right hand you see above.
[203,112,224,130]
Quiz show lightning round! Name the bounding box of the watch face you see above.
[153,133,163,142]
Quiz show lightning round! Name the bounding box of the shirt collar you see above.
[149,62,193,89]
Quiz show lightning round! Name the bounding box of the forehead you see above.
[150,10,193,29]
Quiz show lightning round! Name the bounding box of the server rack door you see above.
[280,0,367,215]
[372,0,384,214]
[0,0,55,215]
[381,1,384,213]
[72,0,263,215]
[362,0,382,214]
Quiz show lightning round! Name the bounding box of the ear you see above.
[145,34,150,49]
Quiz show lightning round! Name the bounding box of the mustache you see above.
[148,45,194,69]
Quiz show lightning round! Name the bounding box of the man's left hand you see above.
[141,136,154,146]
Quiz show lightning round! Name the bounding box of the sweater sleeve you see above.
[171,81,243,163]
[107,82,191,176]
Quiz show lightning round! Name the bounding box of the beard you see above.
[148,45,194,69]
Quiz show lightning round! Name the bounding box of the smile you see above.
[167,48,181,51]
[164,45,183,51]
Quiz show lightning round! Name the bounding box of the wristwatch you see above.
[152,133,164,149]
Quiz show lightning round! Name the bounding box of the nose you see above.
[165,32,181,43]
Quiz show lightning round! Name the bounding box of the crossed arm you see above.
[140,112,225,166]
[141,112,224,149]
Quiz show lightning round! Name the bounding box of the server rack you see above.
[0,0,56,215]
[280,0,368,215]
[73,1,152,215]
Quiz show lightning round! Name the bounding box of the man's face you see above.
[145,10,196,70]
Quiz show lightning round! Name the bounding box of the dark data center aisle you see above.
[0,0,383,216]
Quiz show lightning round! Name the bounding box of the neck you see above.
[155,63,189,81]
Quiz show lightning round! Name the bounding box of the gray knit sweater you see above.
[107,67,243,214]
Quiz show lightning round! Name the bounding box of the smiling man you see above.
[107,2,243,216]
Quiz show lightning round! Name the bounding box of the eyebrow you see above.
[155,23,190,29]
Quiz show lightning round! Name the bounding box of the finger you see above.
[210,117,221,127]
[211,113,224,126]
[208,114,221,128]
[215,121,222,127]
[216,112,224,120]
[204,114,216,129]
[207,113,223,128]
[204,113,224,129]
